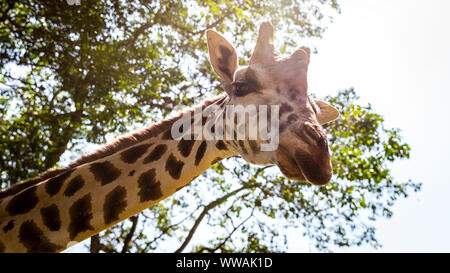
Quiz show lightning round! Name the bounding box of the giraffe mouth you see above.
[293,149,332,185]
[275,145,307,182]
[276,144,332,186]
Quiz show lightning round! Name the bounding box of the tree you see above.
[0,0,420,252]
[1,0,338,186]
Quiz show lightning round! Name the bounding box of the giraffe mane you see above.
[0,94,227,200]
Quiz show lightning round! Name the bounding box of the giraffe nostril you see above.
[293,123,329,153]
[306,123,328,152]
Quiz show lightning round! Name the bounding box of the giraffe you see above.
[0,21,339,253]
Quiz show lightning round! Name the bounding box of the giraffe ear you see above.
[315,100,340,125]
[206,30,238,83]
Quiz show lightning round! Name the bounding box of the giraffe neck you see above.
[0,95,238,253]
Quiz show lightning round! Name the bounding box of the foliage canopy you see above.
[0,0,420,252]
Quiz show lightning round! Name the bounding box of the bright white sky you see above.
[66,0,450,252]
[296,0,450,252]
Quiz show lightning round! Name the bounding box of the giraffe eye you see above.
[232,82,251,97]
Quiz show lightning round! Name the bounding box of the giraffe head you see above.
[206,21,339,186]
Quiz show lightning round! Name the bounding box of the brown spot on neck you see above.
[143,144,167,163]
[103,186,127,225]
[2,220,14,233]
[63,175,85,197]
[165,154,184,179]
[5,186,39,216]
[68,194,94,240]
[120,143,152,164]
[137,169,162,202]
[19,220,62,252]
[178,138,196,157]
[40,204,61,231]
[195,141,208,166]
[89,161,121,186]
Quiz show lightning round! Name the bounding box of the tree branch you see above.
[121,215,139,253]
[174,166,270,253]
[90,234,101,253]
[174,184,254,253]
[196,208,255,253]
[142,208,197,252]
[89,234,117,253]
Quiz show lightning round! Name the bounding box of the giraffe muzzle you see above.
[275,123,333,185]
[292,123,332,185]
[293,149,332,186]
